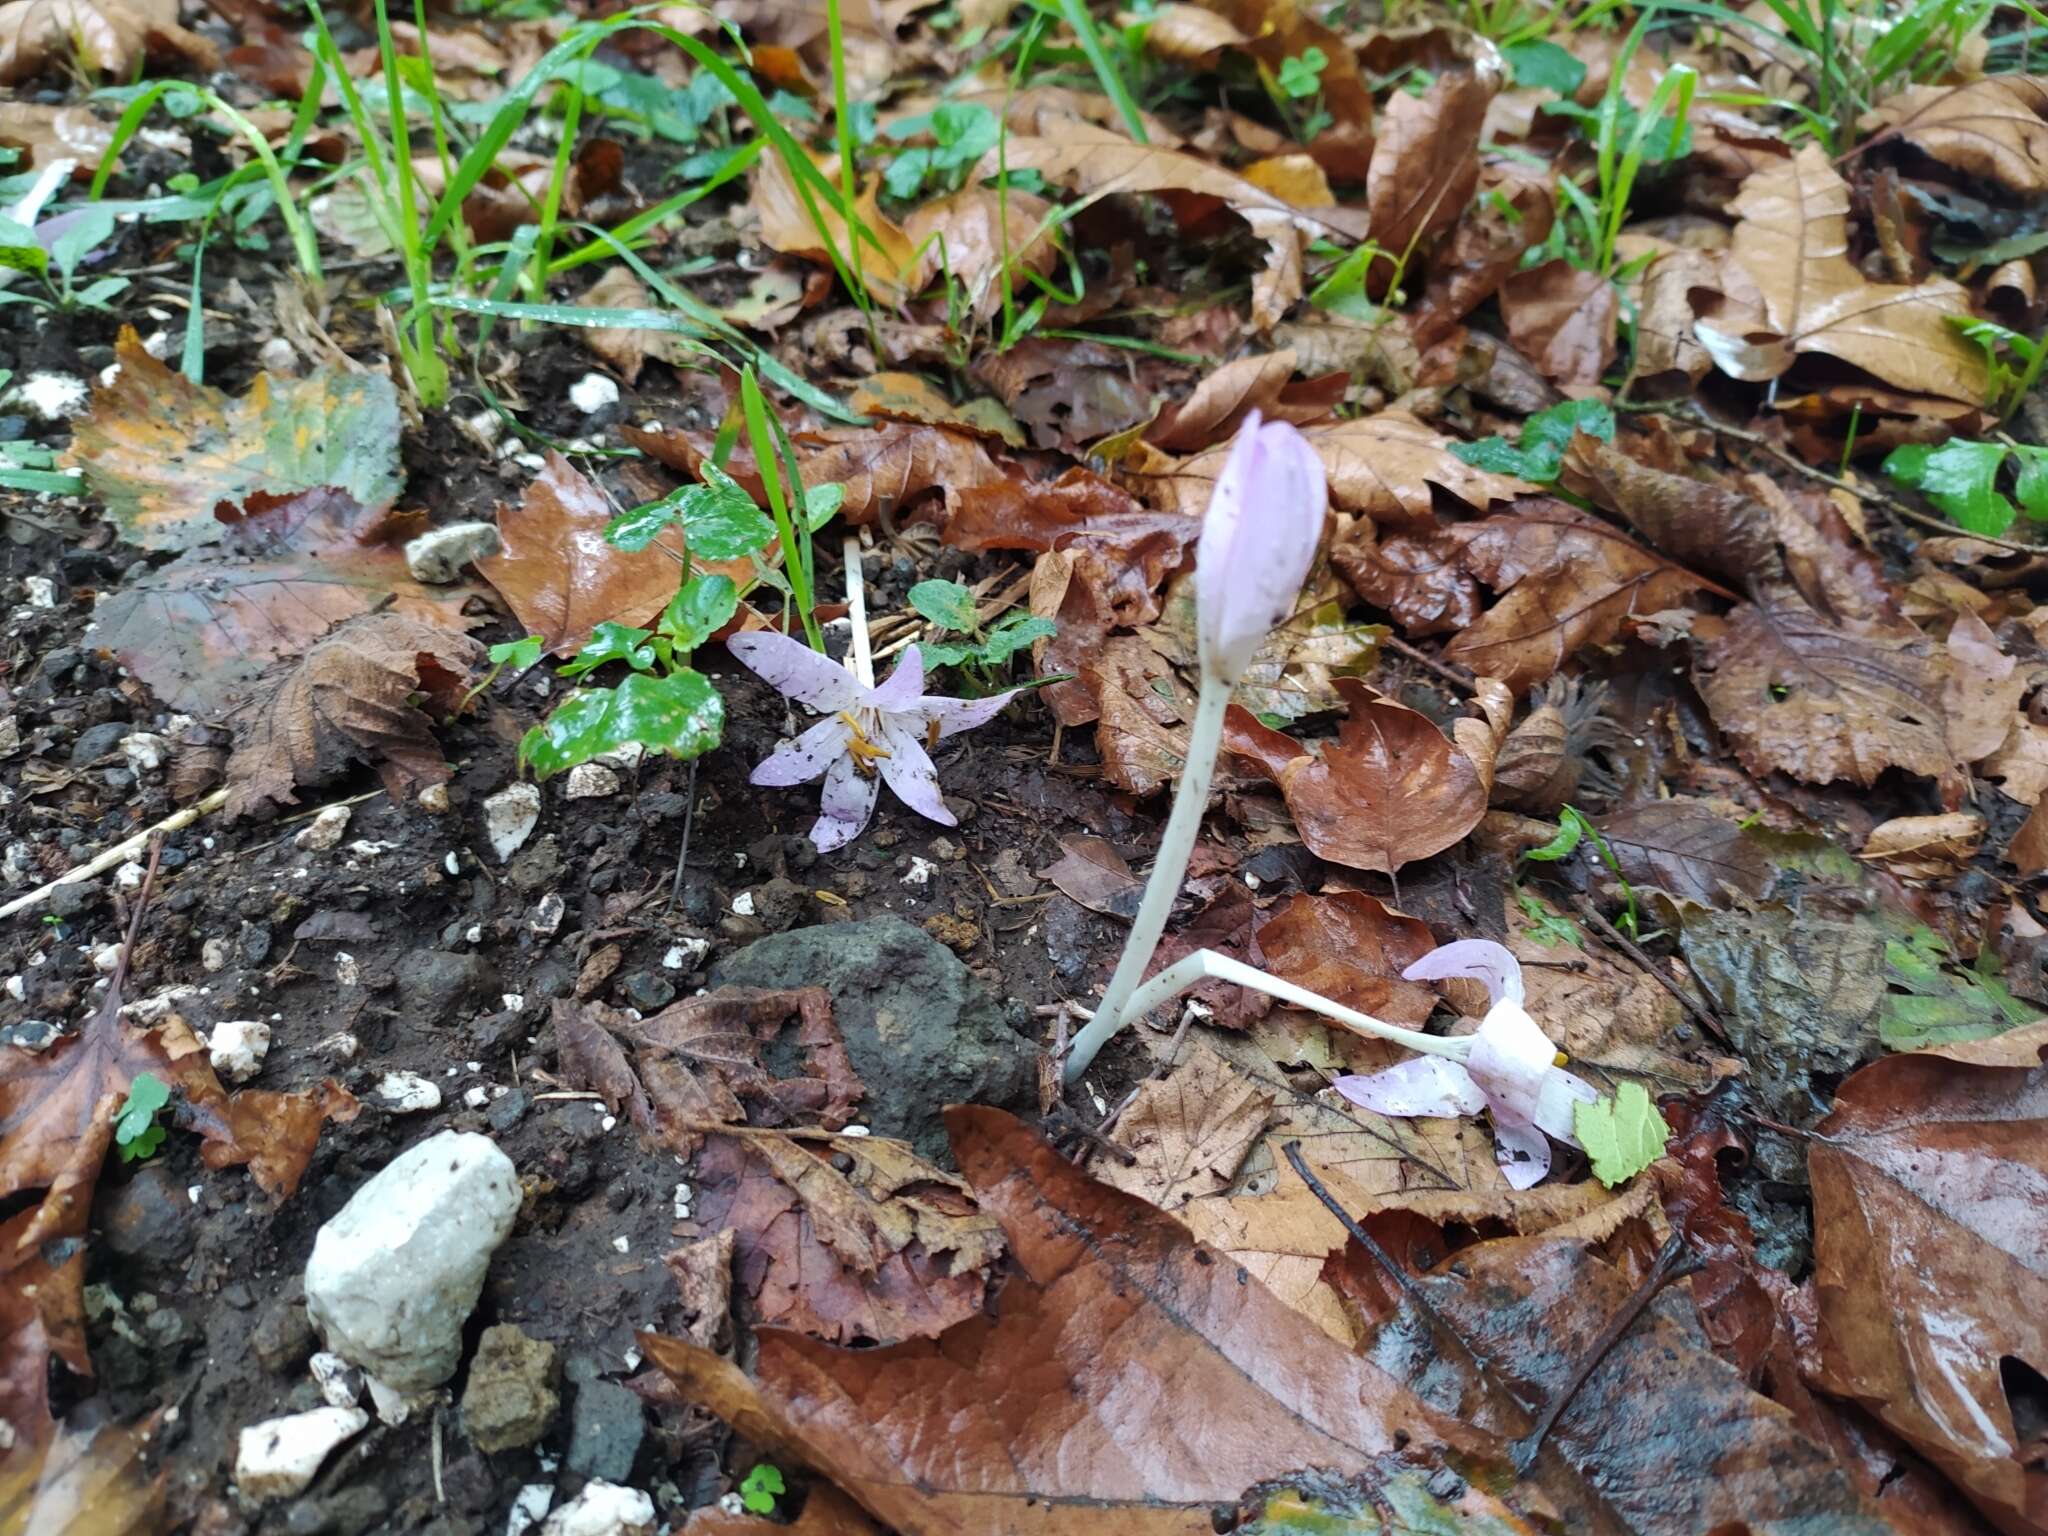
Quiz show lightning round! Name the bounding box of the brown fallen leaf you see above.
[902,186,1056,326]
[63,328,404,552]
[1036,834,1142,919]
[1252,889,1438,1024]
[222,613,481,820]
[2009,801,2048,876]
[1626,247,1722,393]
[1143,347,1342,452]
[1562,431,1782,587]
[1703,145,1988,403]
[1202,0,1374,180]
[1440,499,1720,693]
[88,488,482,717]
[1689,592,1954,786]
[969,334,1164,451]
[1595,798,1775,908]
[645,1106,1537,1534]
[554,998,657,1133]
[1331,520,1480,635]
[1412,162,1556,348]
[662,1229,736,1353]
[1097,1042,1275,1208]
[1498,260,1619,387]
[752,152,919,301]
[1366,67,1494,260]
[1139,0,1246,61]
[845,371,1021,443]
[479,452,688,655]
[1225,679,1491,875]
[0,100,112,172]
[678,1484,882,1536]
[1857,811,1986,881]
[1864,75,2048,198]
[0,0,216,84]
[574,265,670,384]
[0,1412,165,1536]
[1808,1036,2048,1534]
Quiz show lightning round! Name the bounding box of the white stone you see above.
[2,977,20,1002]
[539,1481,655,1536]
[483,784,542,863]
[530,893,565,936]
[563,763,619,800]
[303,1130,520,1392]
[295,805,352,852]
[567,373,620,414]
[112,860,145,891]
[376,1071,442,1113]
[611,1235,629,1254]
[23,577,56,609]
[594,743,644,772]
[730,890,756,918]
[445,852,462,876]
[902,857,936,890]
[91,944,121,975]
[16,371,89,422]
[334,953,360,987]
[0,717,17,757]
[405,522,503,585]
[233,1406,368,1501]
[346,839,397,861]
[672,1183,692,1219]
[317,1031,360,1060]
[117,732,166,775]
[121,983,197,1022]
[507,1485,555,1536]
[257,337,298,375]
[364,1373,412,1425]
[418,782,451,814]
[661,937,708,971]
[463,1085,490,1109]
[208,1019,271,1084]
[309,1351,361,1408]
[200,938,230,972]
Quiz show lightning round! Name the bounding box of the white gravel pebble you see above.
[482,784,542,863]
[375,1071,443,1112]
[207,1019,271,1084]
[567,373,620,414]
[234,1406,368,1502]
[295,805,352,852]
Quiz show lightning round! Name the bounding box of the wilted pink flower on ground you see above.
[1332,939,1596,1189]
[729,632,1017,852]
[1193,410,1327,687]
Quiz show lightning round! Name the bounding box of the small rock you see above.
[257,337,298,374]
[567,373,621,414]
[485,1087,530,1133]
[565,1373,644,1484]
[70,721,128,764]
[564,763,620,799]
[201,937,231,972]
[0,717,18,757]
[902,856,936,890]
[506,1485,555,1536]
[22,576,57,610]
[303,1130,520,1391]
[375,1071,442,1113]
[530,893,565,936]
[404,521,503,585]
[418,782,451,814]
[295,805,352,852]
[207,1019,271,1083]
[15,371,90,423]
[595,742,644,772]
[284,1482,387,1536]
[316,1031,359,1061]
[461,1323,561,1453]
[100,1163,196,1265]
[234,1406,369,1502]
[395,948,497,1023]
[251,1295,315,1375]
[483,784,542,863]
[309,1351,362,1407]
[661,937,709,971]
[618,972,673,1011]
[119,732,167,775]
[540,1482,654,1536]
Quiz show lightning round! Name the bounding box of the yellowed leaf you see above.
[751,152,918,301]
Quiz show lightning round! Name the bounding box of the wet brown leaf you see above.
[222,613,481,820]
[0,1413,165,1536]
[1413,163,1555,347]
[1253,889,1438,1023]
[1562,432,1780,588]
[902,187,1055,325]
[1225,679,1491,874]
[0,0,216,84]
[574,265,674,384]
[480,452,687,655]
[1140,1,1246,60]
[1626,248,1722,393]
[1498,260,1619,387]
[1690,594,1954,786]
[1037,835,1141,919]
[1596,798,1775,907]
[0,100,112,172]
[644,1106,1535,1534]
[1808,1034,2048,1534]
[1143,347,1342,452]
[88,488,482,717]
[1440,499,1719,693]
[63,328,403,552]
[1331,521,1480,635]
[554,999,657,1133]
[753,153,918,301]
[1097,1043,1275,1209]
[1858,811,1986,881]
[1704,145,1988,403]
[1865,75,2048,197]
[1366,66,1494,258]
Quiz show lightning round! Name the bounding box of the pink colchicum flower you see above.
[728,632,1018,853]
[1332,940,1597,1190]
[1193,409,1328,687]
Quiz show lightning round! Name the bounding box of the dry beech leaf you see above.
[223,613,481,820]
[480,452,687,655]
[1252,889,1438,1023]
[902,187,1055,324]
[574,264,671,384]
[1498,259,1619,387]
[0,100,113,171]
[1036,835,1141,919]
[752,152,918,300]
[1856,812,1987,880]
[1865,75,2048,197]
[1225,678,1489,875]
[1627,247,1722,393]
[846,371,1021,444]
[1689,592,1953,786]
[1140,1,1248,60]
[1097,1043,1275,1209]
[1366,67,1494,258]
[63,328,403,552]
[1808,1037,2048,1534]
[1144,347,1341,452]
[1704,145,1988,404]
[1440,499,1719,693]
[0,0,217,84]
[1413,162,1556,348]
[1237,152,1336,208]
[89,488,481,717]
[644,1107,1535,1535]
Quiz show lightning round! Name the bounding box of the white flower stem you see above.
[1064,675,1233,1083]
[1119,949,1473,1062]
[842,533,874,689]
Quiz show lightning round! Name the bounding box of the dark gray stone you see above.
[619,972,674,1011]
[395,950,498,1024]
[485,1086,530,1133]
[99,1164,195,1265]
[69,721,127,763]
[285,1482,390,1536]
[711,917,1035,1162]
[251,1296,316,1375]
[564,1375,643,1484]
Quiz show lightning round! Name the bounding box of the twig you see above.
[0,787,227,921]
[1382,633,1478,695]
[1570,893,1728,1046]
[1508,1232,1703,1474]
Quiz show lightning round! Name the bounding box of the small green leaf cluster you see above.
[115,1074,171,1164]
[739,1462,785,1515]
[881,102,1001,202]
[1884,437,2048,538]
[1452,398,1616,484]
[907,579,1055,685]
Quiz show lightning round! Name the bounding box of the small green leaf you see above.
[804,482,846,531]
[978,612,1055,665]
[1574,1082,1671,1187]
[685,464,777,558]
[1884,438,2014,536]
[559,622,657,679]
[114,1072,171,1148]
[2012,446,2048,521]
[1503,38,1587,95]
[660,573,739,651]
[488,635,545,670]
[908,579,979,633]
[1276,47,1328,98]
[520,670,725,779]
[605,493,685,553]
[739,1462,785,1515]
[1451,398,1615,484]
[1523,807,1588,862]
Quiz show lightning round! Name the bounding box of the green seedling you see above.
[739,1463,785,1515]
[1453,398,1615,484]
[1271,47,1334,141]
[1884,437,2048,538]
[1948,317,2048,421]
[1523,806,1642,939]
[882,102,1002,202]
[115,1074,171,1164]
[464,636,546,708]
[1516,891,1584,950]
[907,579,1056,689]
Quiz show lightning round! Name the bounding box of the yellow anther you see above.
[836,712,892,777]
[1554,1051,1569,1068]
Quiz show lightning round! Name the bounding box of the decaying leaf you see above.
[0,1412,165,1535]
[1037,835,1141,919]
[223,614,480,820]
[63,329,404,551]
[1097,1043,1275,1209]
[1143,347,1341,453]
[1498,260,1620,387]
[479,453,687,656]
[88,488,482,717]
[646,1107,1536,1534]
[1365,67,1494,259]
[903,187,1056,325]
[1865,75,2048,197]
[1596,798,1776,908]
[1858,812,1986,881]
[752,152,918,301]
[1252,889,1438,1024]
[0,0,217,84]
[1808,1032,2048,1534]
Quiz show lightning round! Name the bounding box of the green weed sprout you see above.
[1523,806,1642,939]
[739,1463,785,1515]
[115,1074,171,1164]
[906,579,1055,690]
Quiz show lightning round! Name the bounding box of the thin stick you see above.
[1383,632,1478,695]
[843,533,875,689]
[1569,894,1728,1045]
[0,787,227,922]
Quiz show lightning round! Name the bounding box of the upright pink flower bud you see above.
[1194,412,1328,687]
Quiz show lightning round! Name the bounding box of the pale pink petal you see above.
[919,686,1023,739]
[1332,1058,1486,1120]
[868,644,927,713]
[1194,414,1327,684]
[875,716,955,826]
[751,716,850,787]
[1490,1115,1553,1189]
[727,631,864,713]
[1466,1000,1559,1129]
[1403,939,1525,1008]
[1532,1063,1600,1148]
[812,753,879,852]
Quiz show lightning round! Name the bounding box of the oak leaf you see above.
[223,613,482,819]
[63,328,404,552]
[1498,259,1619,387]
[1143,346,1342,452]
[1366,67,1494,258]
[1865,75,2048,197]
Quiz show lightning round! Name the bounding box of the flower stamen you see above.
[836,711,892,777]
